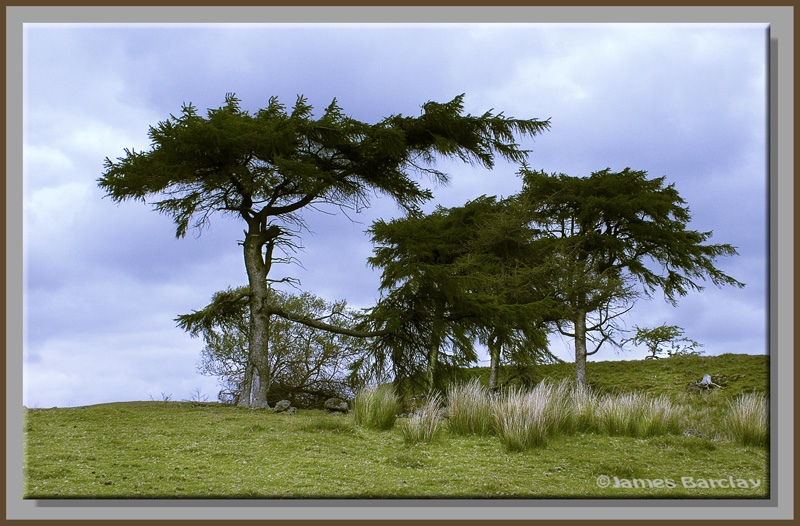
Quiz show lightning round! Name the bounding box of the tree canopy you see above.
[99,93,550,237]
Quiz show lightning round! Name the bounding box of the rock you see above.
[274,400,292,413]
[324,398,349,413]
[285,407,297,415]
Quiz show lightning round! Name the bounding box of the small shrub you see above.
[400,393,443,444]
[723,392,768,447]
[446,379,493,436]
[353,384,400,431]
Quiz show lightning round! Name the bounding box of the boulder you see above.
[324,397,349,413]
[274,400,292,413]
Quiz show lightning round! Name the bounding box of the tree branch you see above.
[262,302,390,338]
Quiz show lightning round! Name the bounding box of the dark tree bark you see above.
[573,309,588,386]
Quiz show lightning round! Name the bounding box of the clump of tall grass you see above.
[491,381,572,451]
[491,386,548,451]
[446,379,494,436]
[722,392,768,447]
[568,381,601,433]
[597,392,647,437]
[400,392,443,444]
[596,392,685,438]
[545,378,576,435]
[640,395,685,437]
[353,384,400,431]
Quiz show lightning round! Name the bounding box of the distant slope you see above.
[468,353,769,402]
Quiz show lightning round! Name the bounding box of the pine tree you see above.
[516,166,744,385]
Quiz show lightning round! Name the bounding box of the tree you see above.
[177,287,364,406]
[364,196,556,393]
[623,324,704,359]
[515,166,745,385]
[99,93,550,407]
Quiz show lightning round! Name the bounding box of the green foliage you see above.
[99,93,550,238]
[353,384,400,431]
[176,287,363,406]
[624,324,704,359]
[99,93,550,406]
[517,166,745,306]
[363,195,557,393]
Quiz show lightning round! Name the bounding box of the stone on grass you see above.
[274,400,292,413]
[324,398,349,413]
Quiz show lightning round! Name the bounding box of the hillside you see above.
[469,353,769,402]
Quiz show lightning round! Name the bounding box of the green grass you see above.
[23,354,769,499]
[23,403,767,499]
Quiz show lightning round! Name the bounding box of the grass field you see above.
[23,353,769,499]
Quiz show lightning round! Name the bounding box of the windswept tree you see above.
[364,196,556,393]
[99,93,550,407]
[516,166,745,385]
[623,324,704,360]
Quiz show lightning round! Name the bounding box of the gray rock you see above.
[324,397,349,413]
[274,400,292,413]
[285,406,297,415]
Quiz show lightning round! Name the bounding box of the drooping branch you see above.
[262,302,390,338]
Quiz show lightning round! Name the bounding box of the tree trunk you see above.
[488,333,500,391]
[573,309,587,386]
[427,334,439,392]
[239,361,255,407]
[241,225,275,408]
[427,308,445,391]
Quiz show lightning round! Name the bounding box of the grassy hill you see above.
[23,353,769,499]
[469,352,769,402]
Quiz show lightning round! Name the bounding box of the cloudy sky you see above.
[21,19,768,408]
